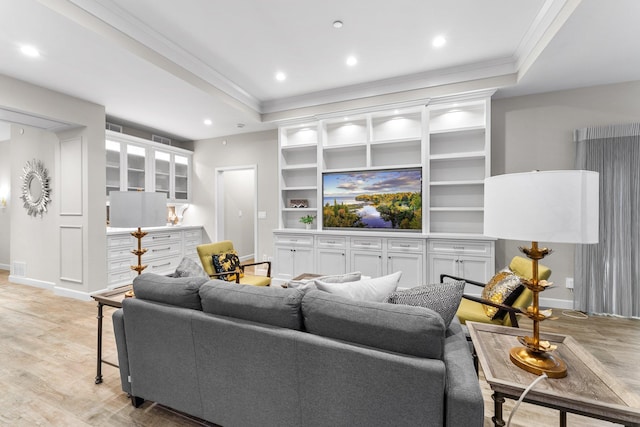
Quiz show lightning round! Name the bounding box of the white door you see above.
[316,248,347,276]
[388,252,423,288]
[427,253,458,284]
[350,250,383,278]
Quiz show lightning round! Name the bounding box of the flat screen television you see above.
[322,168,422,231]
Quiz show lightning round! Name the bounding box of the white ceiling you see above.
[0,0,639,141]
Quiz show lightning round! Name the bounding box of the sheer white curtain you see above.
[574,123,640,317]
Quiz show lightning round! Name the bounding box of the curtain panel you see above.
[574,123,640,317]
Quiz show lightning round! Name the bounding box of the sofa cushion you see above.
[199,280,305,330]
[314,271,401,302]
[385,280,465,327]
[287,271,362,291]
[174,256,208,278]
[302,290,445,359]
[132,273,208,310]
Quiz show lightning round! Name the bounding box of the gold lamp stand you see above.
[510,241,567,378]
[130,227,149,275]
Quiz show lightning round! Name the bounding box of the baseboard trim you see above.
[8,276,55,290]
[54,286,92,301]
[0,263,9,270]
[540,297,574,310]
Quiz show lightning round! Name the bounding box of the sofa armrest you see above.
[112,308,131,395]
[443,318,484,427]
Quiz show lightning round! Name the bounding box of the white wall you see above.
[492,80,640,305]
[222,168,255,259]
[188,130,278,261]
[0,74,106,297]
[0,139,10,269]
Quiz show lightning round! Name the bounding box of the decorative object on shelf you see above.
[167,205,178,225]
[109,191,167,289]
[0,185,8,210]
[19,159,51,217]
[300,214,316,229]
[484,170,599,378]
[289,199,308,208]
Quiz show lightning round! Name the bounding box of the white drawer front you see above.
[146,242,182,260]
[387,239,423,252]
[316,236,347,249]
[274,234,314,247]
[427,239,492,256]
[184,229,202,240]
[108,235,132,248]
[109,259,134,273]
[350,237,382,250]
[144,231,182,246]
[108,269,134,285]
[147,256,181,274]
[108,247,132,260]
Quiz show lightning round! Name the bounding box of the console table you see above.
[467,322,640,426]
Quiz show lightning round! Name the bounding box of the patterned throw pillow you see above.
[385,281,465,327]
[481,270,524,319]
[212,251,244,282]
[174,257,208,278]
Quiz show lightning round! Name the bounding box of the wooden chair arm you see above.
[208,271,241,283]
[240,261,272,278]
[439,273,487,288]
[461,294,524,327]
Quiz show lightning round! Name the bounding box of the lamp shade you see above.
[484,170,599,244]
[109,191,167,228]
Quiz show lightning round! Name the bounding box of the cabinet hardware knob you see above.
[152,262,171,268]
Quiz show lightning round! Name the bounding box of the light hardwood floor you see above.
[0,269,638,426]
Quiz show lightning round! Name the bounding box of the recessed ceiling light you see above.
[432,36,446,48]
[275,71,286,81]
[333,20,343,29]
[346,56,357,67]
[203,119,212,126]
[20,45,40,58]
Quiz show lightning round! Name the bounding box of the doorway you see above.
[215,165,258,262]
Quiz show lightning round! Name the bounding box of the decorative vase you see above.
[305,223,312,230]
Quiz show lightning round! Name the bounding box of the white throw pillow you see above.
[314,271,402,302]
[288,271,362,291]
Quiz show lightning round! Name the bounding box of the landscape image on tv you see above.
[322,168,422,231]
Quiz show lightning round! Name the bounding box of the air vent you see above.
[152,134,172,145]
[106,122,123,133]
[13,261,26,277]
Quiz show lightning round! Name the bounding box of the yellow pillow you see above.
[481,270,524,319]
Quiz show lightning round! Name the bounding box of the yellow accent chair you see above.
[197,241,271,286]
[441,256,551,328]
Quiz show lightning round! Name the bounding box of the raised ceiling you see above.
[0,0,639,140]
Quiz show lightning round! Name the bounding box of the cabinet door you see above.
[292,247,315,278]
[388,252,423,288]
[350,250,383,278]
[427,253,459,284]
[458,255,493,283]
[274,247,295,280]
[316,248,346,276]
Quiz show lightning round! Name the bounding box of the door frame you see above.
[215,165,258,261]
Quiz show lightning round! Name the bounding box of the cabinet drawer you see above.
[144,231,182,246]
[316,236,347,249]
[108,269,134,286]
[350,237,382,250]
[109,259,134,273]
[427,239,493,256]
[108,247,133,260]
[184,228,202,240]
[387,239,423,252]
[146,242,182,260]
[147,256,181,274]
[274,234,314,247]
[107,234,132,248]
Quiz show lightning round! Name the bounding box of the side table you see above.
[91,284,132,384]
[467,321,640,427]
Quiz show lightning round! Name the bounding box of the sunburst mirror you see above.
[20,159,52,217]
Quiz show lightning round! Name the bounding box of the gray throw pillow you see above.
[385,280,465,327]
[174,257,208,278]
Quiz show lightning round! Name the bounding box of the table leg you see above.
[492,392,506,427]
[560,410,567,427]
[95,302,103,384]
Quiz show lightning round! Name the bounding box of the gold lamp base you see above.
[510,346,567,378]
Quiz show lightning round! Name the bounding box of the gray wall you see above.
[187,130,278,262]
[223,168,255,259]
[492,80,640,304]
[0,139,10,269]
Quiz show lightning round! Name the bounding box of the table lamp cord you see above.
[506,373,549,427]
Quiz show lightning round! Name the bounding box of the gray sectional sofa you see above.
[112,274,483,427]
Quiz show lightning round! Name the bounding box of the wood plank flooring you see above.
[0,269,638,426]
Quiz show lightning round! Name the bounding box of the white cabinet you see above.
[387,239,424,287]
[106,226,203,287]
[316,236,347,276]
[106,130,193,202]
[273,233,315,281]
[350,237,383,278]
[427,239,494,286]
